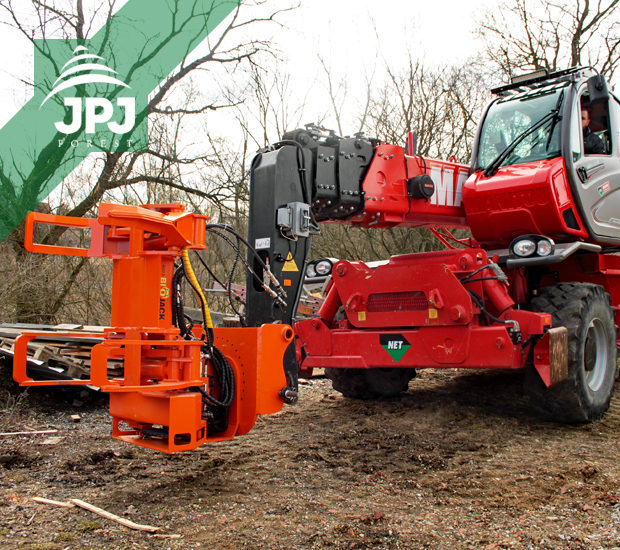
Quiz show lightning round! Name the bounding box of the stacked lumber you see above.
[0,284,327,382]
[0,323,123,381]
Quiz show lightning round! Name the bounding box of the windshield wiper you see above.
[545,90,564,150]
[483,90,564,178]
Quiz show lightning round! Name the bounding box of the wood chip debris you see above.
[40,437,64,445]
[0,430,58,437]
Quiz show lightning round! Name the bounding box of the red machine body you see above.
[462,157,589,247]
[269,68,620,423]
[294,139,620,381]
[297,249,552,371]
[346,143,469,229]
[14,204,292,453]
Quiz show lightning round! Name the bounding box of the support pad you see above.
[533,327,569,387]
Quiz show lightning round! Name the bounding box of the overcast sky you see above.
[277,0,492,81]
[0,0,493,129]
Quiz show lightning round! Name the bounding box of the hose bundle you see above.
[172,246,235,434]
[171,228,288,433]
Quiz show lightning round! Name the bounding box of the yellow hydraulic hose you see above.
[182,246,214,331]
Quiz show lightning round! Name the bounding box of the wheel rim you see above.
[583,317,608,392]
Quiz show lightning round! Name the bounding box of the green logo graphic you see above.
[0,0,239,243]
[39,46,142,144]
[380,334,411,363]
[35,42,147,156]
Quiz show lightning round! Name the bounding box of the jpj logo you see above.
[40,46,135,136]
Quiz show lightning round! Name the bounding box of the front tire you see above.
[525,283,617,422]
[325,367,416,400]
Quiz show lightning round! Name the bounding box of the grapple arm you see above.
[14,203,293,453]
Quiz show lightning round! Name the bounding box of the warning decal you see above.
[380,334,411,363]
[282,252,299,272]
[598,181,611,196]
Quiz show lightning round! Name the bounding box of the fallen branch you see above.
[31,496,161,532]
[70,499,161,532]
[0,430,58,437]
[32,497,75,508]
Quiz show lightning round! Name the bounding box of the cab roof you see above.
[491,66,598,97]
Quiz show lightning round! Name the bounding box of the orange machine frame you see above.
[13,203,292,452]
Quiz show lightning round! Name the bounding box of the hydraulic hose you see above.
[182,246,214,330]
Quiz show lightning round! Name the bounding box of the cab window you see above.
[476,85,564,170]
[580,94,611,155]
[570,100,582,161]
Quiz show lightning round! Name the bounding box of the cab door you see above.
[570,88,620,243]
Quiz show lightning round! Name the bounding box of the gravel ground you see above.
[0,363,619,549]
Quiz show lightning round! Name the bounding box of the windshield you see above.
[477,85,566,171]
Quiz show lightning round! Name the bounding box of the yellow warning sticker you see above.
[358,311,366,321]
[282,252,299,272]
[428,308,438,319]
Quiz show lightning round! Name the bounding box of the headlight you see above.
[510,235,555,259]
[536,239,554,256]
[305,264,317,278]
[314,259,333,276]
[305,258,336,279]
[512,239,536,257]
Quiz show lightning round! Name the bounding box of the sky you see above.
[0,0,493,129]
[277,0,491,81]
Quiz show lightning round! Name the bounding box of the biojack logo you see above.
[38,44,144,152]
[159,277,170,320]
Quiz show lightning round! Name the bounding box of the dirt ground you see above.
[0,363,619,550]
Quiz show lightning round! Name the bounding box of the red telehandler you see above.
[11,67,619,454]
[245,66,620,423]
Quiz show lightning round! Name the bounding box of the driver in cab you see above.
[581,107,605,154]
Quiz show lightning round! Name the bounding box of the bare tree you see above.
[309,60,486,263]
[365,59,487,163]
[231,60,309,149]
[0,0,294,323]
[477,0,620,80]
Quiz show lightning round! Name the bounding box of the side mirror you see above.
[587,74,609,102]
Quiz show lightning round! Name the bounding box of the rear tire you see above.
[525,283,617,422]
[325,367,416,400]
